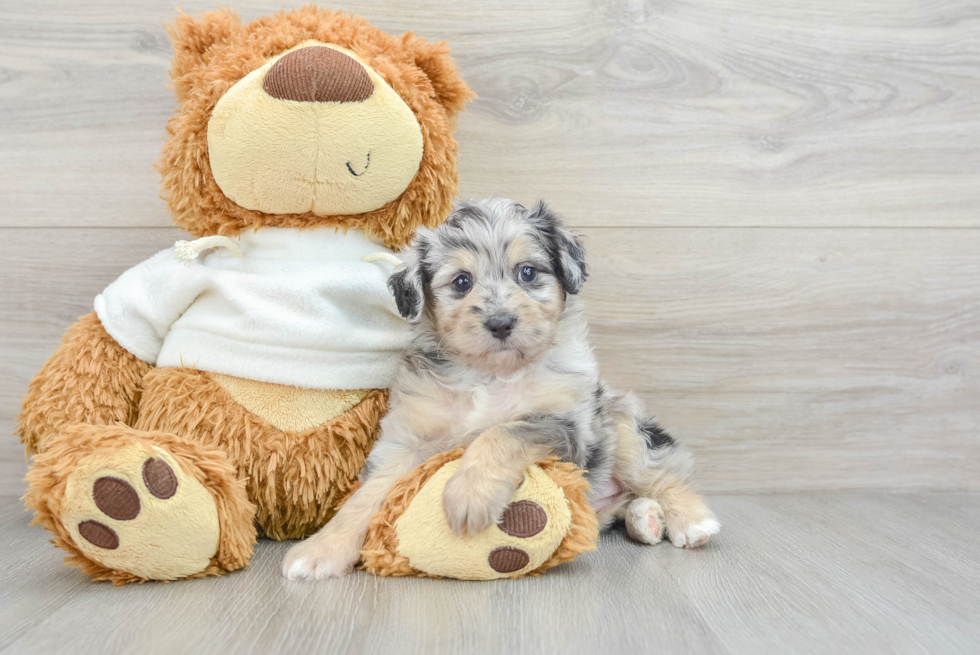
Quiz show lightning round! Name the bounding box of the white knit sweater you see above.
[94,227,409,390]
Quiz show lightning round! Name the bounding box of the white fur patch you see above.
[282,533,362,580]
[669,518,721,549]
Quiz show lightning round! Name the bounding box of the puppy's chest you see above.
[407,367,580,446]
[446,375,574,442]
[458,382,529,435]
[413,380,527,445]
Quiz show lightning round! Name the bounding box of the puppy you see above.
[283,198,719,580]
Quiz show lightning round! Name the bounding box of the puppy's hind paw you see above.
[624,497,666,545]
[668,517,720,549]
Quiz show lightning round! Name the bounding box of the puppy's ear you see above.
[387,249,426,322]
[528,200,588,294]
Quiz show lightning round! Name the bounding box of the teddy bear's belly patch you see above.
[210,373,371,432]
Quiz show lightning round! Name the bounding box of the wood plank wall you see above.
[1,0,978,495]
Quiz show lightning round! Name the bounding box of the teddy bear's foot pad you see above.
[62,445,220,580]
[360,450,598,580]
[389,460,572,579]
[76,457,177,548]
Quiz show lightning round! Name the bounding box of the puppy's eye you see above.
[519,265,537,283]
[452,273,472,293]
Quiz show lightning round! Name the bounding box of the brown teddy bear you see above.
[17,6,598,584]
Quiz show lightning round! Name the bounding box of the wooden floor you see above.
[2,491,978,655]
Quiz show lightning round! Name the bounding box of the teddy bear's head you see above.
[158,6,472,248]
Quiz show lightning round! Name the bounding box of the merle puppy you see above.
[284,198,719,579]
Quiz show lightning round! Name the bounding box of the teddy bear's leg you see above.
[17,311,150,456]
[25,424,256,585]
[361,450,599,579]
[133,366,387,541]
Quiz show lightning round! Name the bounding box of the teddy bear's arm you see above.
[17,311,151,455]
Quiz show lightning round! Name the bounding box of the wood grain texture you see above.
[1,491,978,654]
[1,0,978,228]
[581,227,980,492]
[1,227,977,494]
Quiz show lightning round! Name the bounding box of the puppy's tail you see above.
[608,389,696,483]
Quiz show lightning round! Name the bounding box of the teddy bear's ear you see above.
[166,9,242,86]
[401,34,475,116]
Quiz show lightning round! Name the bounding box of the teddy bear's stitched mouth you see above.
[346,152,370,177]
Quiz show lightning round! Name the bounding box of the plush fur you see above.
[24,424,256,585]
[360,449,597,578]
[18,312,150,456]
[17,7,470,583]
[159,5,473,248]
[135,367,387,540]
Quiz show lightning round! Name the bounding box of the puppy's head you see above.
[389,198,587,374]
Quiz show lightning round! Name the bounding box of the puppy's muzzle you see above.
[485,314,517,341]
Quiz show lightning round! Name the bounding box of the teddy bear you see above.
[17,6,598,584]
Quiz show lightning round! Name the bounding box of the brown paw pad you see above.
[488,546,530,573]
[497,500,547,538]
[143,458,178,499]
[78,520,120,550]
[92,476,141,520]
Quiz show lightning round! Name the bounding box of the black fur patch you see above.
[590,385,606,426]
[388,239,432,322]
[638,418,674,450]
[388,268,421,320]
[440,231,478,253]
[446,202,491,228]
[525,200,588,295]
[417,240,434,290]
[584,442,608,473]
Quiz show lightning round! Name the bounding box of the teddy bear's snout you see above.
[263,46,375,104]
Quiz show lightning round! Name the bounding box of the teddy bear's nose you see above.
[262,46,375,103]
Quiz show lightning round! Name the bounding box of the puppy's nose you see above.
[263,46,375,103]
[485,315,517,341]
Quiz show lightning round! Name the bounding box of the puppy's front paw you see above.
[282,532,362,581]
[442,466,515,537]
